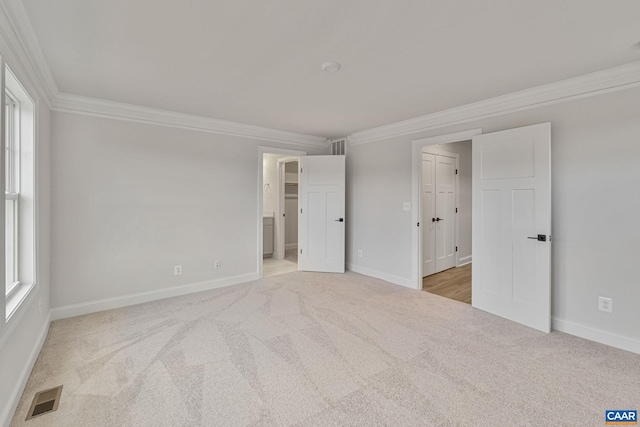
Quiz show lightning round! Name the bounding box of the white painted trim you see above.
[257,147,306,280]
[52,93,329,147]
[349,61,640,145]
[552,317,640,355]
[1,310,50,427]
[0,0,59,106]
[50,272,258,321]
[412,129,482,290]
[458,255,472,266]
[346,263,413,289]
[285,243,298,250]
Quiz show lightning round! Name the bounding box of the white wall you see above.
[0,39,52,427]
[50,113,326,313]
[424,140,472,263]
[347,87,640,350]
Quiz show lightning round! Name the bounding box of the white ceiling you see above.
[22,0,640,137]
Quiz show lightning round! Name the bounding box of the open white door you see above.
[299,155,345,273]
[472,123,551,332]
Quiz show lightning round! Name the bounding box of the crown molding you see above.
[348,60,640,145]
[0,0,59,106]
[52,93,330,147]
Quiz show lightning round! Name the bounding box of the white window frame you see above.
[1,64,36,323]
[5,91,20,300]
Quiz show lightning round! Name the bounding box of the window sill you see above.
[6,282,35,322]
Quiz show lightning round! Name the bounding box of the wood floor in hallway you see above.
[422,263,472,304]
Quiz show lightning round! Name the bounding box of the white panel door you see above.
[299,155,345,273]
[472,123,551,332]
[435,155,457,273]
[422,153,436,276]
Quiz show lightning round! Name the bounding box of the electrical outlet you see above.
[357,249,363,258]
[403,202,411,211]
[215,260,221,269]
[174,265,182,276]
[598,296,613,313]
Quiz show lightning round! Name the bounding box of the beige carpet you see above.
[11,271,640,426]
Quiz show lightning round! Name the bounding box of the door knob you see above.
[335,218,344,222]
[432,218,436,222]
[435,217,443,222]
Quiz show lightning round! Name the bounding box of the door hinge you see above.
[417,222,420,227]
[456,246,458,252]
[300,249,302,254]
[455,207,458,213]
[300,208,303,214]
[300,167,303,173]
[455,169,458,175]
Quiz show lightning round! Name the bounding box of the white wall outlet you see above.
[357,249,363,258]
[403,202,411,211]
[174,265,182,276]
[215,260,221,269]
[598,296,613,313]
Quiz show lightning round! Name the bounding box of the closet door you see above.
[434,155,457,273]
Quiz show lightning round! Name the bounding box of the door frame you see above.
[422,147,460,273]
[411,129,482,290]
[257,146,307,279]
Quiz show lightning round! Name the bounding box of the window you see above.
[3,65,35,319]
[5,92,19,298]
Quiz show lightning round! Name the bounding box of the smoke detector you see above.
[321,61,341,73]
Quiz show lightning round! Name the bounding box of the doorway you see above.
[262,153,300,277]
[258,147,306,279]
[412,129,482,304]
[420,141,472,304]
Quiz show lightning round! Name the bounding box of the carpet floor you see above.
[10,271,640,426]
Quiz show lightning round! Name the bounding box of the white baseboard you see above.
[1,312,51,427]
[285,243,298,250]
[552,317,640,355]
[346,263,413,289]
[50,272,259,321]
[458,255,472,267]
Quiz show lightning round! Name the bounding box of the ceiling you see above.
[22,0,640,138]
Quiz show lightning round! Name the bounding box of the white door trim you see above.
[411,129,482,290]
[258,146,307,279]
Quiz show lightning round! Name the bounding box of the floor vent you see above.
[26,385,63,421]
